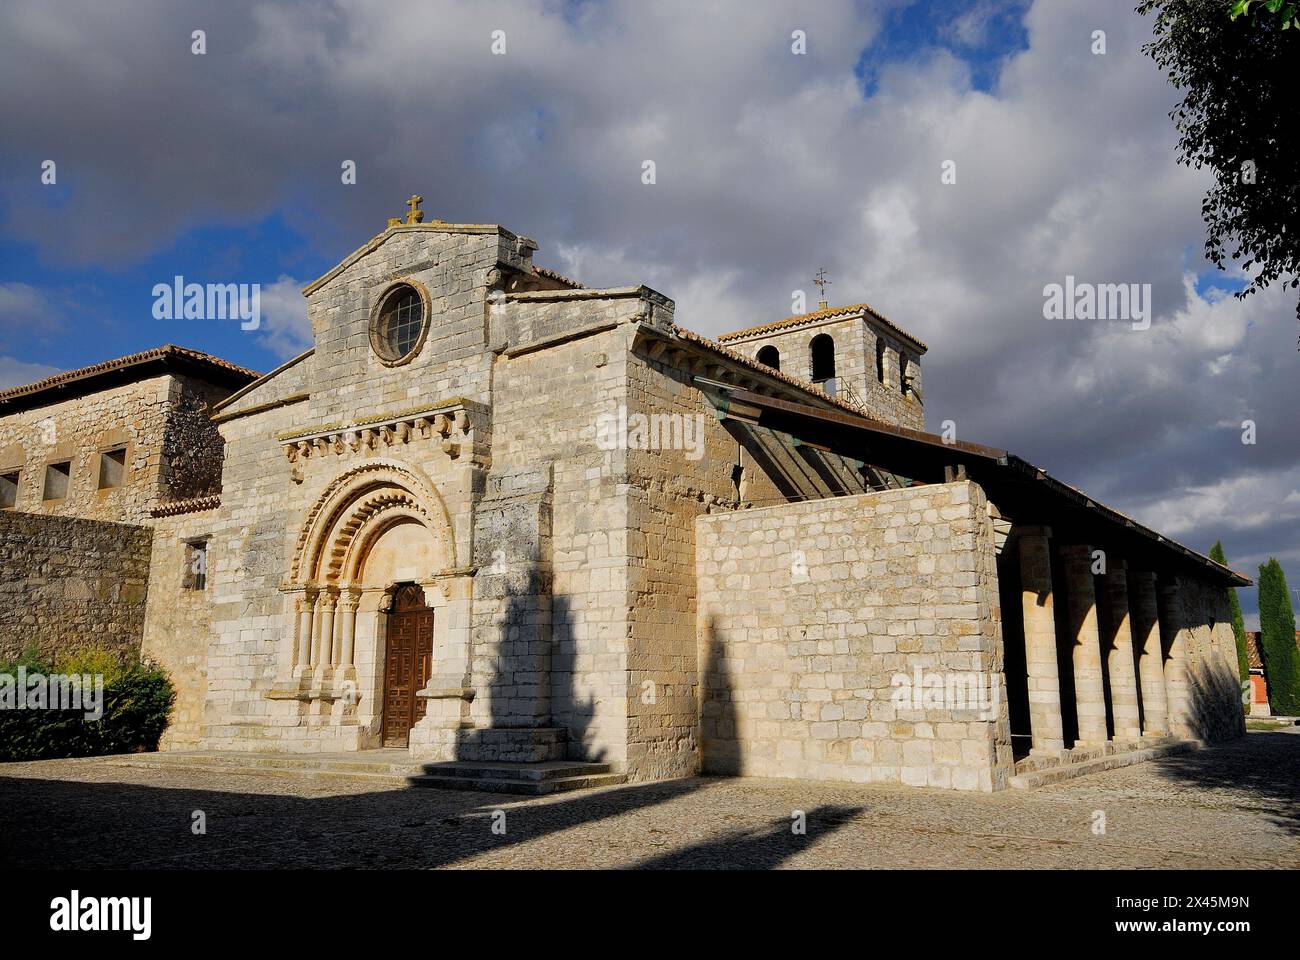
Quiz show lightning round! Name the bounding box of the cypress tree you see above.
[1258,558,1300,716]
[1209,541,1250,684]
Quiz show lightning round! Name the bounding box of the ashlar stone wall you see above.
[695,480,1016,791]
[1172,574,1247,744]
[0,511,153,664]
[141,508,219,747]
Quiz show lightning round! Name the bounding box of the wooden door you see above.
[381,584,434,747]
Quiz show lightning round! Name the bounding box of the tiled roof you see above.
[1246,632,1264,669]
[0,345,260,408]
[716,302,928,353]
[534,266,585,289]
[1245,631,1300,670]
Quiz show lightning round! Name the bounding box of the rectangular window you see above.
[876,339,886,384]
[0,471,18,509]
[97,446,127,490]
[43,461,71,501]
[184,539,208,591]
[899,355,909,396]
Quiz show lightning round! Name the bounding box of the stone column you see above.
[338,591,359,671]
[1098,558,1142,741]
[1158,578,1194,738]
[1061,544,1109,747]
[297,589,317,675]
[1018,527,1065,753]
[1128,569,1169,736]
[317,592,337,672]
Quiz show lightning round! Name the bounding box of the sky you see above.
[1,0,1295,628]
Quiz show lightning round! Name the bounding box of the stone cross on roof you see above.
[385,194,428,229]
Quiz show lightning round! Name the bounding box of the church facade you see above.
[0,200,1248,791]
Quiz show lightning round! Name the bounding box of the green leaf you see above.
[1265,0,1284,12]
[1230,0,1252,18]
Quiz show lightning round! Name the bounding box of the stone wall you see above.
[0,511,153,664]
[1176,574,1247,744]
[486,300,645,767]
[303,226,527,428]
[695,480,1015,791]
[487,290,806,778]
[620,334,791,780]
[201,359,327,751]
[141,508,219,748]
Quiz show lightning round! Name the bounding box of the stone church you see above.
[0,198,1247,792]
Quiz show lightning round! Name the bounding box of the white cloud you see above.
[255,275,311,361]
[0,355,60,389]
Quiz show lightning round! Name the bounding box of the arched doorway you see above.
[278,459,472,750]
[382,583,434,747]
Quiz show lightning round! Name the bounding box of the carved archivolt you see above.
[289,459,455,586]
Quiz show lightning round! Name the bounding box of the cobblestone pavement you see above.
[2,731,1296,870]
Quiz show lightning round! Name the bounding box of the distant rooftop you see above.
[717,302,928,353]
[0,345,261,414]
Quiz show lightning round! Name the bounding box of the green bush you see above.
[0,645,174,762]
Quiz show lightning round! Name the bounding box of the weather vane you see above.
[813,267,831,307]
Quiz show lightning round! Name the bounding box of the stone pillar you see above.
[338,591,359,671]
[297,589,317,675]
[1098,558,1142,741]
[1128,569,1169,736]
[1018,527,1065,753]
[1061,544,1108,746]
[1158,578,1194,738]
[317,592,337,672]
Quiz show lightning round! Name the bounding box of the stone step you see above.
[412,760,616,782]
[101,750,626,794]
[1013,736,1178,775]
[410,771,628,795]
[107,751,423,778]
[1009,739,1198,789]
[105,759,417,786]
